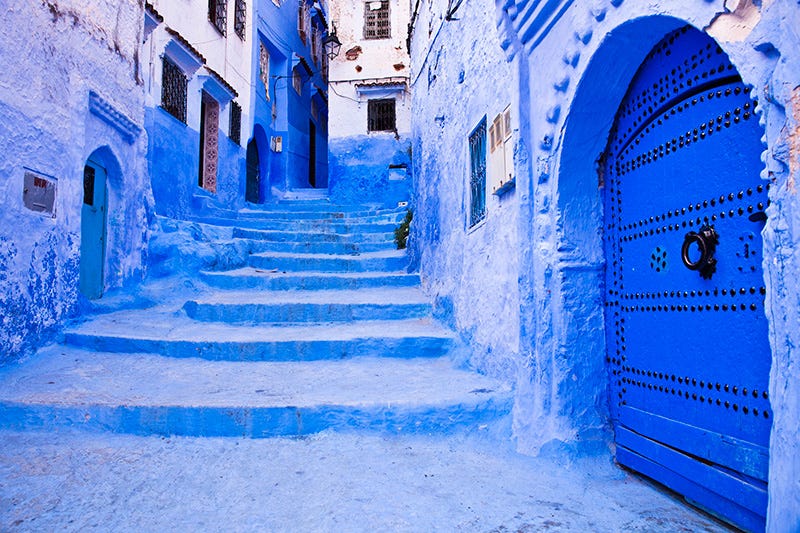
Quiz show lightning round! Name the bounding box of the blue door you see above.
[80,159,108,299]
[603,26,771,531]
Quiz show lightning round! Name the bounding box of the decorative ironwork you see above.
[209,0,227,36]
[364,0,390,40]
[298,1,308,44]
[229,101,242,145]
[161,57,187,123]
[367,98,395,132]
[234,0,246,39]
[468,119,487,227]
[259,43,270,100]
[199,92,220,193]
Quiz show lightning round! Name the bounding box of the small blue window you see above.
[468,118,487,227]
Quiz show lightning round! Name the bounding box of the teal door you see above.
[80,159,108,299]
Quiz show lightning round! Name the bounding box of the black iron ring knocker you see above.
[681,225,719,279]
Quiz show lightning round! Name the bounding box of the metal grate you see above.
[234,0,246,39]
[367,98,395,132]
[161,57,187,123]
[209,0,227,35]
[229,101,242,144]
[469,119,487,227]
[364,0,390,40]
[298,1,308,44]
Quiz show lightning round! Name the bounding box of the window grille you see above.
[311,26,320,66]
[468,119,487,227]
[234,0,246,39]
[161,57,187,123]
[364,0,390,40]
[367,98,395,132]
[209,0,227,35]
[293,67,303,95]
[298,1,308,44]
[259,43,270,100]
[229,101,242,144]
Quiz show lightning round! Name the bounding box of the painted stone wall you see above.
[409,0,521,392]
[0,1,148,363]
[413,0,800,528]
[328,0,412,206]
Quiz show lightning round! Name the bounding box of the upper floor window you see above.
[364,0,390,40]
[229,101,242,144]
[298,1,309,44]
[367,98,395,132]
[293,67,303,95]
[209,0,227,36]
[161,57,188,123]
[259,43,270,100]
[234,0,246,39]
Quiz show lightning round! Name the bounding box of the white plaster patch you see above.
[705,0,762,43]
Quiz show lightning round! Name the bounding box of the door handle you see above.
[681,225,718,279]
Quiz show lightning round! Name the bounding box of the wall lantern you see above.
[323,25,342,60]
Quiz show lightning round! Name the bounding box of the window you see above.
[293,67,303,95]
[161,57,187,123]
[364,0,390,40]
[488,106,514,194]
[199,91,220,193]
[229,101,242,144]
[468,119,487,227]
[209,0,227,35]
[367,98,395,132]
[259,43,270,100]
[298,1,308,44]
[234,0,246,39]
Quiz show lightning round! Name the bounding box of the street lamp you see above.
[323,24,341,60]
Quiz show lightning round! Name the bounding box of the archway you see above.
[556,19,770,532]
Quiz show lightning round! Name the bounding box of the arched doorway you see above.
[246,138,260,203]
[602,25,770,530]
[80,157,108,299]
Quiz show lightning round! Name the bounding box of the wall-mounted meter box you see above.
[23,169,57,217]
[271,136,283,152]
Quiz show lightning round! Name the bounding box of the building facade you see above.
[409,0,800,530]
[0,1,149,362]
[327,0,412,206]
[252,0,330,199]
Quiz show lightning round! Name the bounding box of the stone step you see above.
[245,239,396,255]
[233,227,394,244]
[0,348,510,438]
[237,208,406,222]
[183,288,431,323]
[64,310,454,361]
[200,268,421,291]
[248,250,408,273]
[188,217,399,233]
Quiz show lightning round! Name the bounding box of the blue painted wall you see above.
[0,2,149,363]
[253,0,329,198]
[411,0,800,528]
[328,136,411,207]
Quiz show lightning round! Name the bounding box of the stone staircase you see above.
[0,198,512,438]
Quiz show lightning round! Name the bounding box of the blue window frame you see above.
[468,118,487,227]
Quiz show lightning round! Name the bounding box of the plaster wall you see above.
[411,0,800,527]
[143,0,254,216]
[327,0,412,206]
[409,0,521,380]
[0,1,148,362]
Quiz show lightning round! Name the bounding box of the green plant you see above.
[394,209,412,249]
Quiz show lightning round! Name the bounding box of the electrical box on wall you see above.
[271,136,283,152]
[489,106,515,196]
[23,169,57,217]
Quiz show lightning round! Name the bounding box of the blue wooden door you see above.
[603,26,771,531]
[246,138,260,203]
[80,159,108,299]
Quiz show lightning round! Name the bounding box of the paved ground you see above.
[0,429,730,532]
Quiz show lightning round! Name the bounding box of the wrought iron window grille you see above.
[468,119,487,227]
[209,0,227,36]
[364,0,390,40]
[367,98,396,132]
[161,57,187,124]
[229,101,242,144]
[234,0,246,39]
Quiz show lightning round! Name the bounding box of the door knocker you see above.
[681,225,718,279]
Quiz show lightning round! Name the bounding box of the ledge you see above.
[88,91,142,144]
